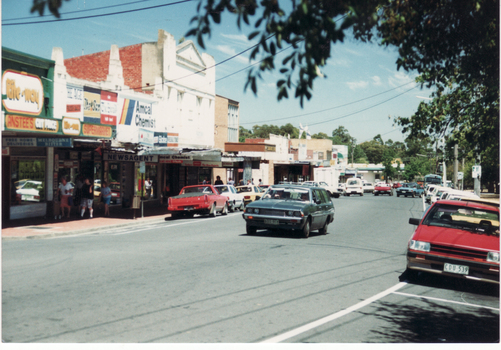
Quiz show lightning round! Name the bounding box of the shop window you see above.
[11,160,46,205]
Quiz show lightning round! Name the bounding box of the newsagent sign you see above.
[2,70,44,116]
[103,153,158,162]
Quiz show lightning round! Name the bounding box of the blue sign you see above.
[36,138,73,147]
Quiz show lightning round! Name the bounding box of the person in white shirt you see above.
[58,177,73,218]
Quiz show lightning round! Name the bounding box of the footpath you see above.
[2,203,171,240]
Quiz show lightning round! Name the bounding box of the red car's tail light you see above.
[204,194,208,204]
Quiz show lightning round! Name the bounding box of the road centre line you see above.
[392,291,500,311]
[260,282,408,343]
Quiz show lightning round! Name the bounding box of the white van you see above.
[344,178,364,196]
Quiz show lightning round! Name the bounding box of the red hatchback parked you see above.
[407,200,499,284]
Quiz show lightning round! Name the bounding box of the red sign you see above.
[67,104,81,113]
[100,91,117,125]
[82,123,112,138]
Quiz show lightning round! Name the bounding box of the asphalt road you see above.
[2,193,499,343]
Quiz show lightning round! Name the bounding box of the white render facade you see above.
[51,29,216,151]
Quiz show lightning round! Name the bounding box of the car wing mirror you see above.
[409,218,420,225]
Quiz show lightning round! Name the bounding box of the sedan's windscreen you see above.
[262,187,310,201]
[423,204,499,235]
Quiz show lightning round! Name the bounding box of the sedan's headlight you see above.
[487,252,500,263]
[409,240,431,252]
[253,208,260,214]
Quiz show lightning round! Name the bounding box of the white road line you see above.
[392,291,500,311]
[260,282,408,343]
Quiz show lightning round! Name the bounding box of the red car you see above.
[392,182,403,189]
[374,182,393,196]
[109,182,121,204]
[407,200,499,284]
[168,185,229,219]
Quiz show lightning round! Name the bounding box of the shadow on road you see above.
[361,298,499,343]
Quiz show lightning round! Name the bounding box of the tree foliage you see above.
[32,0,498,191]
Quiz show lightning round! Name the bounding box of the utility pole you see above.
[453,144,458,189]
[473,150,481,197]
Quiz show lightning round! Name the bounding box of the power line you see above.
[2,0,195,26]
[240,82,417,125]
[3,0,157,22]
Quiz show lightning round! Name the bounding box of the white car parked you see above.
[441,189,480,201]
[302,181,341,198]
[363,182,374,193]
[214,184,245,212]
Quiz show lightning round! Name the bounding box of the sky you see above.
[1,0,434,145]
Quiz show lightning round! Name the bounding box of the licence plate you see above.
[402,190,407,193]
[264,219,279,225]
[184,206,194,211]
[444,263,469,275]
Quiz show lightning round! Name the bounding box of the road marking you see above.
[260,282,407,343]
[392,291,500,311]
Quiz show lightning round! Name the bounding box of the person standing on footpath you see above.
[80,178,94,218]
[100,181,112,216]
[58,177,73,219]
[145,177,152,198]
[227,177,234,186]
[214,175,223,185]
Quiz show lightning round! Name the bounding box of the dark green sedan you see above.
[242,184,335,238]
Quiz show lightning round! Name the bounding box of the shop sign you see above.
[154,132,167,147]
[62,117,81,135]
[181,160,222,167]
[3,137,72,147]
[83,86,101,123]
[104,153,158,162]
[159,154,193,164]
[66,84,83,118]
[2,147,10,156]
[139,128,154,147]
[119,98,154,128]
[82,123,112,138]
[2,70,44,116]
[168,132,179,147]
[5,115,60,133]
[100,91,117,125]
[59,160,79,168]
[36,138,73,147]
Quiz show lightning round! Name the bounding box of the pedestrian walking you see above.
[100,181,112,216]
[58,177,73,219]
[227,177,235,186]
[80,178,94,218]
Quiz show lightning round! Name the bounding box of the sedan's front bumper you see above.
[407,251,499,284]
[242,213,307,231]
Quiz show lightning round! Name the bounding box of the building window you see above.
[11,159,46,205]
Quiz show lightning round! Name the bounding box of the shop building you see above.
[57,29,242,205]
[2,47,115,222]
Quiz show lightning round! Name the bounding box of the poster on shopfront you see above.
[100,91,117,125]
[83,86,101,124]
[116,97,155,143]
[66,83,83,120]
